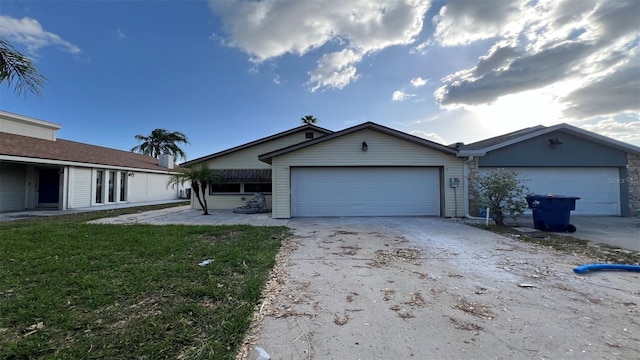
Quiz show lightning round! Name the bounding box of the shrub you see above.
[476,169,529,226]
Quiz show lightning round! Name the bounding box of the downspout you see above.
[464,156,484,220]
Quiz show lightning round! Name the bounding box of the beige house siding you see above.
[129,172,177,202]
[0,113,59,141]
[270,129,464,218]
[195,130,325,210]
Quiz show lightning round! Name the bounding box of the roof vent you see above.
[159,154,174,169]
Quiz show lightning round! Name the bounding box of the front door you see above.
[38,168,60,207]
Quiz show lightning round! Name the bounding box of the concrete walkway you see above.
[0,200,188,222]
[88,206,290,226]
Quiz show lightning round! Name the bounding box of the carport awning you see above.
[217,169,271,183]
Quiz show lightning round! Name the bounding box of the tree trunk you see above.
[200,188,209,215]
[191,182,208,215]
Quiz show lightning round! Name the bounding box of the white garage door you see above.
[291,167,440,217]
[481,167,620,215]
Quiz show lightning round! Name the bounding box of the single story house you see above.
[458,123,640,217]
[0,110,184,213]
[183,122,465,219]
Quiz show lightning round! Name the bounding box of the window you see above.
[95,170,104,203]
[119,171,127,201]
[108,171,116,202]
[305,132,314,139]
[210,183,241,193]
[209,182,272,194]
[245,183,272,193]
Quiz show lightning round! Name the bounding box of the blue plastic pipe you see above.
[573,264,640,274]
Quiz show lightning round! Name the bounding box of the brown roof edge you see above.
[182,124,333,166]
[0,132,181,172]
[258,121,459,164]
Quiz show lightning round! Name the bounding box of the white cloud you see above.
[433,0,525,46]
[117,29,126,40]
[209,0,431,91]
[410,77,427,87]
[410,39,431,54]
[433,0,639,130]
[0,15,81,54]
[307,49,363,91]
[562,51,639,118]
[580,118,640,143]
[410,130,446,144]
[392,90,415,101]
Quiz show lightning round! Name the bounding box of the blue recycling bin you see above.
[526,194,580,233]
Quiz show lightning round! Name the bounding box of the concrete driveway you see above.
[253,217,639,360]
[514,214,640,252]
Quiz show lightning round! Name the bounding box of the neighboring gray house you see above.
[459,123,640,216]
[0,111,184,213]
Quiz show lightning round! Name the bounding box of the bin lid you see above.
[526,194,581,200]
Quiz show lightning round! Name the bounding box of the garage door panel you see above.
[291,167,439,217]
[480,167,620,215]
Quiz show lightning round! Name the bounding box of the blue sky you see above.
[1,0,639,162]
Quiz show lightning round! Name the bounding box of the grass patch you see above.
[0,208,288,359]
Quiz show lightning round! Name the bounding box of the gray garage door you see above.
[481,167,621,215]
[291,167,440,217]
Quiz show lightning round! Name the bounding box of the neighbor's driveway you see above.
[254,217,640,360]
[561,215,640,252]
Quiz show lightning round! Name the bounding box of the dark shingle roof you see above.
[461,125,546,150]
[182,124,333,166]
[458,123,640,155]
[217,169,271,183]
[0,131,176,172]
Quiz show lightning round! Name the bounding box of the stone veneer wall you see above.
[467,157,481,216]
[628,153,640,216]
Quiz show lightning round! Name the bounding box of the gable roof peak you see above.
[258,120,458,164]
[182,122,333,166]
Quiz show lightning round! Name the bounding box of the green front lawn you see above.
[0,209,287,359]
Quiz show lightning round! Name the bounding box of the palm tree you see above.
[301,115,317,125]
[0,35,46,97]
[167,165,222,215]
[131,128,189,161]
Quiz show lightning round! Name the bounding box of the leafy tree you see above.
[167,165,222,215]
[301,115,317,125]
[131,129,189,161]
[476,169,529,226]
[0,35,46,97]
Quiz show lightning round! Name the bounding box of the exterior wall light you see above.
[128,172,135,177]
[549,137,563,147]
[362,141,368,152]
